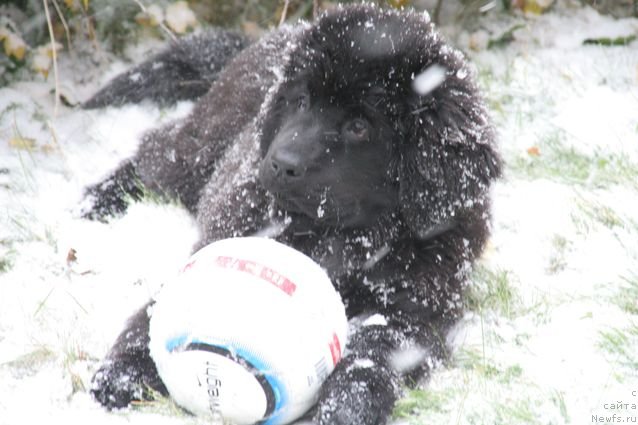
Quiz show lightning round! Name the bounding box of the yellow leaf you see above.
[31,43,61,78]
[2,30,27,60]
[45,42,63,58]
[522,0,554,14]
[9,137,37,150]
[63,0,78,11]
[63,0,88,12]
[388,0,410,8]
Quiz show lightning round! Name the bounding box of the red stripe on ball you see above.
[214,256,297,296]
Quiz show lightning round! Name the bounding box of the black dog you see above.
[83,4,501,425]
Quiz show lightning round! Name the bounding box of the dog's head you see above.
[258,4,501,236]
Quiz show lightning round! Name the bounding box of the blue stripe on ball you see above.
[164,335,288,424]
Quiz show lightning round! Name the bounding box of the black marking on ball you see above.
[185,342,276,419]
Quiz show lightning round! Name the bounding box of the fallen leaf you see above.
[1,28,27,61]
[66,248,78,265]
[9,136,37,150]
[31,42,62,78]
[522,0,555,14]
[527,146,541,156]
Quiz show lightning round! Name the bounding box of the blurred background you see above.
[1,0,636,87]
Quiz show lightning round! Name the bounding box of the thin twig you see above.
[75,0,98,54]
[130,0,178,44]
[51,0,72,53]
[34,287,55,317]
[279,0,290,26]
[45,119,65,156]
[42,0,60,117]
[313,0,320,18]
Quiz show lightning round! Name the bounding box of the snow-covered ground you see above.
[1,4,637,425]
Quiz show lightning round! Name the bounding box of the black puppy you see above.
[84,4,501,425]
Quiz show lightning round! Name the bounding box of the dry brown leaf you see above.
[66,248,78,265]
[527,146,541,156]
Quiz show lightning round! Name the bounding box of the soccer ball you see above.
[149,237,348,425]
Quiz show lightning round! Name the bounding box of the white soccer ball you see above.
[149,237,348,425]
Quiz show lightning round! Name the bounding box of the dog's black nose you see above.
[270,150,305,179]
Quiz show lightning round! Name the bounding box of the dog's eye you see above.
[343,118,369,143]
[297,93,310,110]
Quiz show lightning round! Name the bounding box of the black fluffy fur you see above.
[83,29,250,108]
[84,5,501,425]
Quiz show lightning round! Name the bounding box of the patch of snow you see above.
[553,86,638,159]
[0,53,197,423]
[362,313,388,327]
[353,358,375,369]
[389,346,428,373]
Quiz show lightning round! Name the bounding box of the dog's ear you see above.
[398,65,502,239]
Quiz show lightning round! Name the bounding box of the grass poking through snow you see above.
[511,131,638,190]
[613,275,638,316]
[598,324,638,373]
[392,263,555,425]
[466,266,521,319]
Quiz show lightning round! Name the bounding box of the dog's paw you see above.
[311,359,399,425]
[90,360,145,409]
